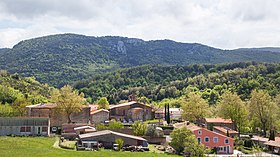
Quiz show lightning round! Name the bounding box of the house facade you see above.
[155,108,182,121]
[187,125,234,154]
[26,103,91,128]
[0,117,50,136]
[109,101,153,122]
[91,109,109,124]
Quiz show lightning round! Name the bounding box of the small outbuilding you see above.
[78,130,148,149]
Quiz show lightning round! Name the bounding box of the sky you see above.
[0,0,280,49]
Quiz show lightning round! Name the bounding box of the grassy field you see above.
[0,136,179,157]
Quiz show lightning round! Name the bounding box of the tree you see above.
[181,92,210,122]
[166,104,171,124]
[0,103,14,117]
[170,127,206,156]
[217,91,248,134]
[132,120,147,136]
[97,97,109,109]
[249,90,277,136]
[51,85,85,123]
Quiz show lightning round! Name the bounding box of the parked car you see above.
[113,144,119,151]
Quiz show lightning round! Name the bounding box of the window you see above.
[213,137,218,143]
[26,127,31,132]
[42,127,48,132]
[20,127,25,132]
[198,130,202,135]
[224,139,229,144]
[197,137,201,144]
[204,137,209,142]
[223,146,226,152]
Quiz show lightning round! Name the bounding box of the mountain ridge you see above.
[1,33,280,87]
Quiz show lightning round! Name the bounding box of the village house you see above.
[109,101,153,122]
[0,117,50,136]
[202,118,235,131]
[251,135,280,154]
[213,126,238,138]
[77,130,148,149]
[61,123,95,139]
[155,108,182,121]
[90,109,109,124]
[174,122,234,154]
[26,103,91,129]
[264,138,280,154]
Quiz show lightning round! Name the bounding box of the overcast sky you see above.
[0,0,279,49]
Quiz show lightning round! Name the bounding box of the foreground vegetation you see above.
[0,136,179,157]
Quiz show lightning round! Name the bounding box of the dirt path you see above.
[53,136,61,149]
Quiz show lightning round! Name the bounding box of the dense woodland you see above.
[74,62,280,105]
[0,70,52,116]
[1,61,280,135]
[1,34,280,87]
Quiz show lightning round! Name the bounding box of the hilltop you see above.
[1,34,280,87]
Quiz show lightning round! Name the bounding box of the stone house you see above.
[26,103,90,128]
[90,109,109,124]
[109,101,153,122]
[0,117,50,136]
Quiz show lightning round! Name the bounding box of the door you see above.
[37,127,41,135]
[226,146,230,154]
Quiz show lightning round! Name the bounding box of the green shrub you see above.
[115,138,124,151]
[132,121,147,136]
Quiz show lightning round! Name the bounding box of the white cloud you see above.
[0,0,280,49]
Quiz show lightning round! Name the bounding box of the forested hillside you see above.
[1,34,280,87]
[74,62,280,104]
[0,70,52,116]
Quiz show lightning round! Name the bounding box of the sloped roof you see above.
[91,109,109,115]
[173,122,200,131]
[0,117,49,126]
[79,130,147,141]
[213,126,238,134]
[251,136,269,142]
[205,118,232,124]
[264,140,280,147]
[109,101,151,109]
[74,126,96,131]
[26,103,56,109]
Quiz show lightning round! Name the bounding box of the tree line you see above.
[74,62,280,105]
